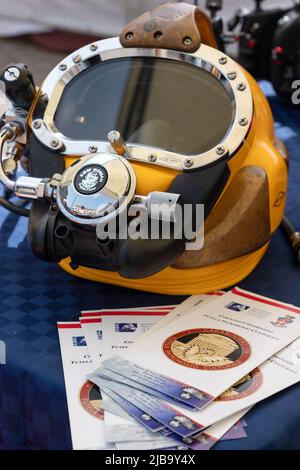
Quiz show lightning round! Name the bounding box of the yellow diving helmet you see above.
[0,2,288,295]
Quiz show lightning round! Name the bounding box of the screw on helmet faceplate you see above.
[216,146,226,156]
[184,158,194,168]
[239,117,249,126]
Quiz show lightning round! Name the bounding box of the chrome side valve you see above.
[146,192,181,222]
[0,121,25,192]
[131,192,181,223]
[14,176,50,200]
[0,121,53,201]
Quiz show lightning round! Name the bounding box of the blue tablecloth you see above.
[0,81,299,450]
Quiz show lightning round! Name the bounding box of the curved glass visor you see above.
[54,57,235,155]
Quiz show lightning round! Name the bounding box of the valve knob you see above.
[1,63,36,111]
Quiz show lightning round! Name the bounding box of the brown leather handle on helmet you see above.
[120,2,217,53]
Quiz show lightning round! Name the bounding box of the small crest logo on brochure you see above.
[115,323,138,333]
[225,302,250,312]
[163,328,251,370]
[217,367,263,401]
[72,336,87,347]
[79,380,104,420]
[271,315,295,328]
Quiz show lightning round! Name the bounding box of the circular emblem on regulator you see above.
[74,164,108,195]
[163,328,251,371]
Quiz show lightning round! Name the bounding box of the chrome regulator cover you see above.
[56,153,136,225]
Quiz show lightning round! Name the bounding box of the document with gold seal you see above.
[102,288,300,411]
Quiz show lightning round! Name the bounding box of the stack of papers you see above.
[58,288,300,450]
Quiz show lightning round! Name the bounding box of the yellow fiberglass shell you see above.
[59,70,288,295]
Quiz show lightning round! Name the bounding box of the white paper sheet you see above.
[57,322,109,450]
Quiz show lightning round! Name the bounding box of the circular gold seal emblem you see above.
[217,368,263,400]
[79,380,104,419]
[163,328,251,370]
